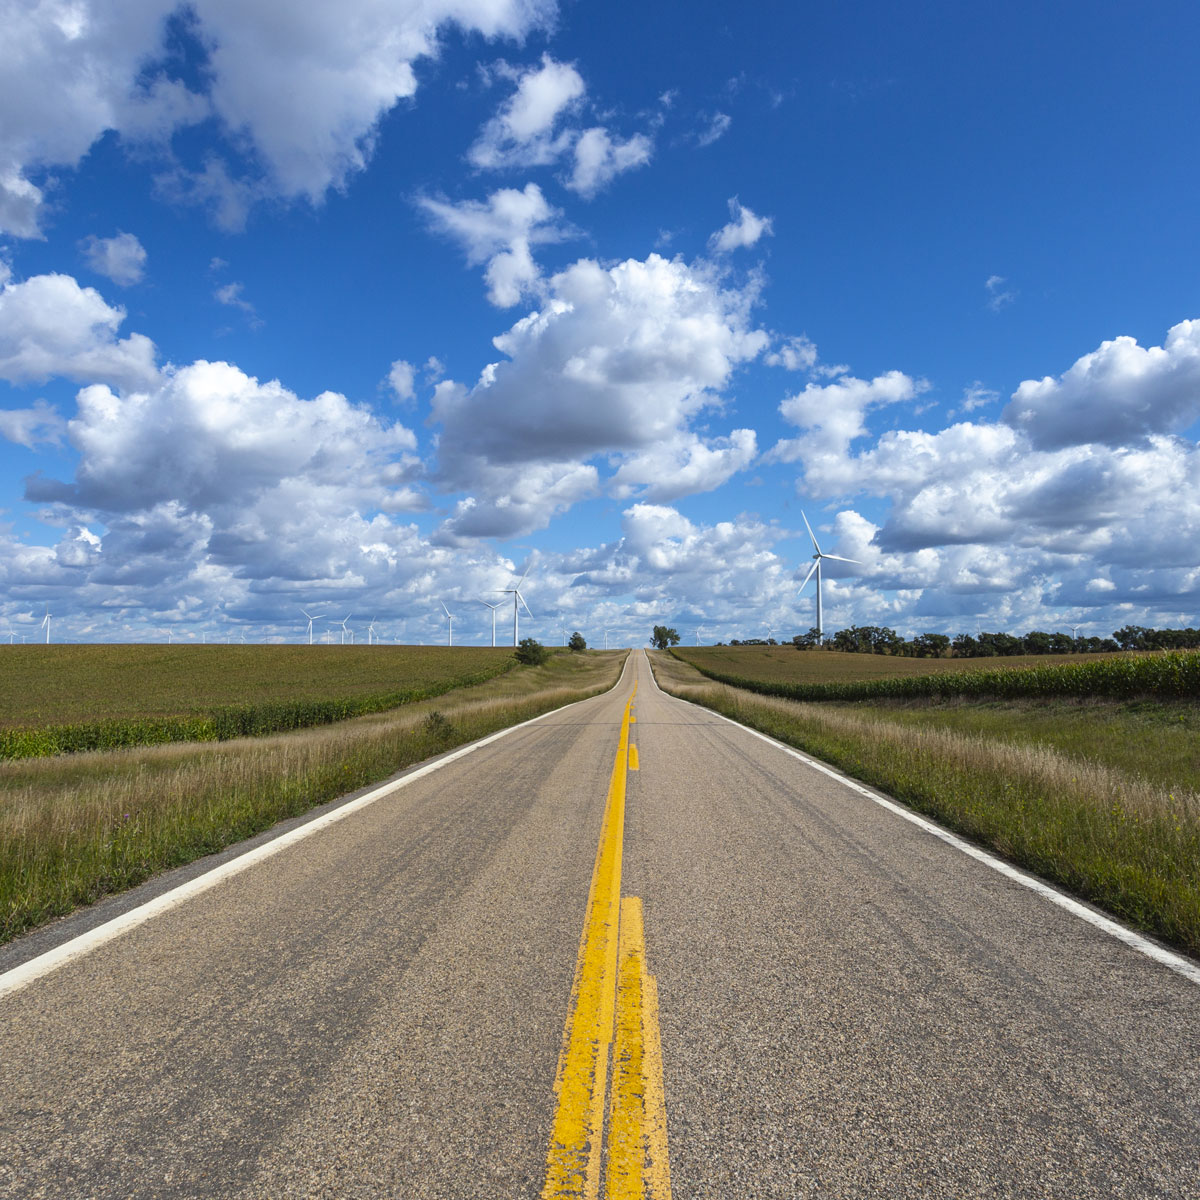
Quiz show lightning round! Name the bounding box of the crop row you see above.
[670,648,1200,703]
[0,663,514,760]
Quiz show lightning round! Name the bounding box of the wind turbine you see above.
[798,511,860,643]
[482,600,503,647]
[334,613,351,645]
[302,608,323,644]
[368,617,378,646]
[498,566,533,647]
[41,608,50,645]
[440,600,455,646]
[695,626,705,645]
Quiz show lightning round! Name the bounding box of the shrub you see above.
[515,637,549,665]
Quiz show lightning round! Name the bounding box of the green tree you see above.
[568,631,587,652]
[650,625,680,649]
[515,637,548,665]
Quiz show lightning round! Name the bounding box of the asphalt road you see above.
[1,650,1197,1198]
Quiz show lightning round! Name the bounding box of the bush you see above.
[515,637,549,665]
[568,631,587,652]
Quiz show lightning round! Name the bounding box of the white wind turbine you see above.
[335,613,351,645]
[798,511,860,643]
[440,600,455,646]
[41,607,50,645]
[482,600,503,647]
[367,617,378,646]
[498,566,533,647]
[695,626,705,645]
[301,609,323,644]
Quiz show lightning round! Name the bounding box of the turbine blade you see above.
[801,510,823,555]
[821,554,861,565]
[797,560,819,593]
[518,591,533,618]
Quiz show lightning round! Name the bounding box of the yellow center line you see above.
[607,897,672,1199]
[541,682,672,1199]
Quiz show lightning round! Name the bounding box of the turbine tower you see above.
[440,600,455,646]
[482,600,503,647]
[499,566,533,647]
[301,608,323,644]
[798,510,861,643]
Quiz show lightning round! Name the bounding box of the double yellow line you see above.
[542,683,672,1199]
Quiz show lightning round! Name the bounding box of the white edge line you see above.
[1,652,637,1002]
[645,652,1200,988]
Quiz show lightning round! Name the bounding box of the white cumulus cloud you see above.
[79,232,147,286]
[419,183,569,307]
[1003,318,1200,450]
[568,127,652,197]
[430,252,769,535]
[708,198,773,254]
[0,0,556,236]
[0,271,159,390]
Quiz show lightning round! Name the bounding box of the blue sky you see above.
[2,0,1198,645]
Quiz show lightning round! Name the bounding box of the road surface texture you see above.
[1,650,1197,1198]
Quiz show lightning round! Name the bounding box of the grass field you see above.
[674,644,1122,684]
[651,651,1200,959]
[0,645,519,758]
[0,644,516,726]
[0,650,627,943]
[672,644,1200,703]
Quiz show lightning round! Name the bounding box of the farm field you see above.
[0,650,627,942]
[651,651,1200,958]
[0,644,516,727]
[674,643,1120,684]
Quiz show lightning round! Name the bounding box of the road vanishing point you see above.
[1,651,1197,1198]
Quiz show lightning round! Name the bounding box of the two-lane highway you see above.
[1,650,1197,1197]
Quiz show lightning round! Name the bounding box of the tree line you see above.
[718,624,1200,658]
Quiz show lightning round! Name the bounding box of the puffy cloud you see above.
[765,334,818,372]
[468,55,653,198]
[34,360,420,517]
[567,127,652,197]
[1003,318,1200,450]
[387,359,416,402]
[79,232,147,286]
[469,54,586,170]
[0,399,66,448]
[427,252,768,536]
[768,369,929,492]
[708,198,773,254]
[609,430,758,501]
[0,0,555,236]
[0,271,159,390]
[419,183,569,307]
[436,460,599,542]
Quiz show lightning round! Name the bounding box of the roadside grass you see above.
[0,650,627,944]
[650,652,1200,959]
[0,645,518,759]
